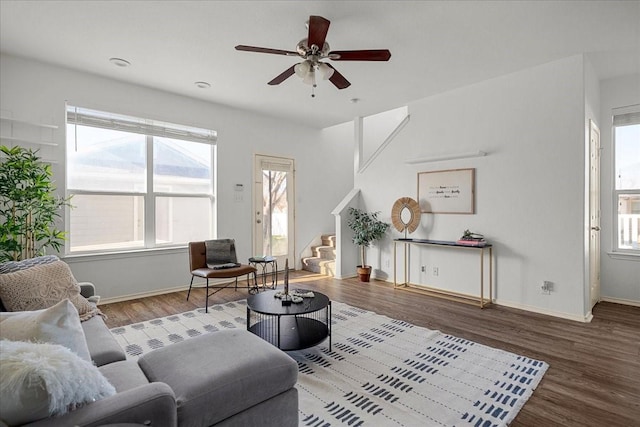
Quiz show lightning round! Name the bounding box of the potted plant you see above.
[347,207,390,282]
[0,146,71,261]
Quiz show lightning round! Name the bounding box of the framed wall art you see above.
[417,168,475,214]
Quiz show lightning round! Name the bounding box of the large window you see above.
[66,106,216,253]
[612,106,640,253]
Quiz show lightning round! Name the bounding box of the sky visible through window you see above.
[615,124,640,190]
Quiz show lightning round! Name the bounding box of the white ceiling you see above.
[1,1,638,129]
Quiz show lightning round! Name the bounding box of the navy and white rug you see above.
[110,300,548,426]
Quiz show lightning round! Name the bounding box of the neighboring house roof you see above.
[74,138,209,178]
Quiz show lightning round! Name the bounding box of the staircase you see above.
[302,234,336,276]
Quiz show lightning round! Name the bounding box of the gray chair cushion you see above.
[138,330,298,427]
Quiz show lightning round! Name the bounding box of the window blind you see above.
[66,105,217,144]
[260,160,294,172]
[613,104,640,126]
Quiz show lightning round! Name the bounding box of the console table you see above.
[393,239,493,308]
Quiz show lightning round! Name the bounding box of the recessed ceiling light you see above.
[195,81,211,89]
[109,57,131,67]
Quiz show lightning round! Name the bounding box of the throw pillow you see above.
[0,255,59,274]
[0,299,92,362]
[0,339,116,426]
[205,239,238,268]
[0,260,101,321]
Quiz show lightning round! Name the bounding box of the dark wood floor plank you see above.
[99,271,640,427]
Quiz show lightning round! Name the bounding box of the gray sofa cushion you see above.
[82,315,126,366]
[138,330,298,427]
[214,388,298,427]
[99,360,150,392]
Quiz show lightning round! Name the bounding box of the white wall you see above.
[0,53,353,300]
[347,55,590,320]
[599,74,640,305]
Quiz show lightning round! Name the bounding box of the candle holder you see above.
[281,258,292,306]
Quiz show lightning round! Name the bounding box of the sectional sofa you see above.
[0,256,298,427]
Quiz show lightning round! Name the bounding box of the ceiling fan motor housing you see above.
[296,39,331,61]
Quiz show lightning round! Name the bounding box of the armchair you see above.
[187,241,257,313]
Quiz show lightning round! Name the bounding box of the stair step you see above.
[321,234,336,248]
[302,257,335,276]
[311,245,336,259]
[303,234,336,276]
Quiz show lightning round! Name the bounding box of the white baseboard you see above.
[600,296,640,307]
[334,274,357,280]
[495,299,593,323]
[97,279,234,305]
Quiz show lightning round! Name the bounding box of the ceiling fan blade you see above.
[235,45,298,56]
[329,49,392,61]
[308,15,330,48]
[268,65,297,85]
[326,64,351,89]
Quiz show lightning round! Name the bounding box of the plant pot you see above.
[357,265,372,282]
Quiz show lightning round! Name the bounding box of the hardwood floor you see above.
[100,271,640,427]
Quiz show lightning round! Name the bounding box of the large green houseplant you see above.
[0,146,71,261]
[347,207,390,282]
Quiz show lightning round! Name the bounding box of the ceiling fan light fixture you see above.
[318,62,334,80]
[294,60,311,78]
[302,68,316,86]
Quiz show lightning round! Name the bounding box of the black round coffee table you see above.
[246,290,331,351]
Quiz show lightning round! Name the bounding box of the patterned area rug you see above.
[110,300,548,426]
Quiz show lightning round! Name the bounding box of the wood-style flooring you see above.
[100,271,640,427]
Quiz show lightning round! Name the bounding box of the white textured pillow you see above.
[0,299,92,362]
[0,340,116,426]
[0,260,101,321]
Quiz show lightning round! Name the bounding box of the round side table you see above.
[248,256,278,290]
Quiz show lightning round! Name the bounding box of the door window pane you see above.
[69,194,144,252]
[66,125,146,192]
[262,170,288,256]
[156,197,212,245]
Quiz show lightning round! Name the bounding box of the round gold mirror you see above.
[391,197,421,236]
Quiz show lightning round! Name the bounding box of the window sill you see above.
[607,251,640,261]
[62,245,187,263]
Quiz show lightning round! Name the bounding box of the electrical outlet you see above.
[385,259,390,268]
[432,267,439,276]
[541,280,553,295]
[421,265,426,273]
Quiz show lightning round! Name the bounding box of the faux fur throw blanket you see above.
[205,239,240,269]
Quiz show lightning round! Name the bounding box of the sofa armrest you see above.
[25,383,177,427]
[79,282,96,299]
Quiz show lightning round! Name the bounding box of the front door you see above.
[589,120,601,308]
[253,155,295,268]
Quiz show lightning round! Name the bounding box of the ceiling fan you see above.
[235,15,391,96]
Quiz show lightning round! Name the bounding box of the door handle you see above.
[591,226,600,231]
